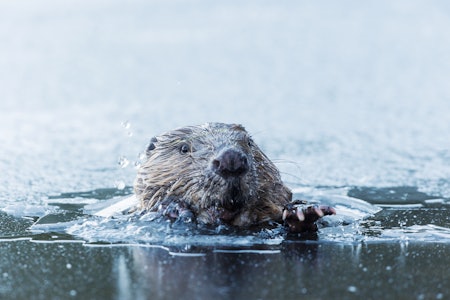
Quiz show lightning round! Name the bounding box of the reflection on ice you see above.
[377,224,450,242]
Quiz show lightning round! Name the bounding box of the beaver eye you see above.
[179,143,190,154]
[146,137,157,154]
[147,142,156,152]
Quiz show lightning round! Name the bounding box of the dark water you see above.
[1,0,450,299]
[1,239,449,300]
[1,187,449,299]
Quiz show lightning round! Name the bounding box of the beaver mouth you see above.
[208,175,250,213]
[219,181,247,210]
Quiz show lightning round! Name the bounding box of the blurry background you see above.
[1,0,450,206]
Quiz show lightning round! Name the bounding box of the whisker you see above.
[271,158,302,169]
[270,158,305,185]
[278,172,306,187]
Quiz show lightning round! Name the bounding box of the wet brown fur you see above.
[134,122,292,227]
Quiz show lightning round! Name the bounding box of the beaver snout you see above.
[212,148,249,178]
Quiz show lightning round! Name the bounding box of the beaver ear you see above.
[231,123,246,132]
[146,137,158,154]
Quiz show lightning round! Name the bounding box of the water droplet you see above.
[127,131,133,137]
[347,286,357,293]
[138,152,146,161]
[118,156,129,168]
[121,120,130,129]
[69,290,77,297]
[66,263,72,269]
[115,181,126,190]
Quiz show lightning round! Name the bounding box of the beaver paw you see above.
[158,201,195,223]
[282,200,336,233]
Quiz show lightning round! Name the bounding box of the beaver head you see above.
[134,122,291,225]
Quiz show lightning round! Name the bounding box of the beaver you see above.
[134,122,335,233]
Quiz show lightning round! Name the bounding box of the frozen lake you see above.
[1,1,449,299]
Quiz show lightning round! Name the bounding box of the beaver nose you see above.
[212,149,249,178]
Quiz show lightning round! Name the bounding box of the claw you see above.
[314,207,324,217]
[282,209,289,221]
[320,205,336,215]
[296,209,305,221]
